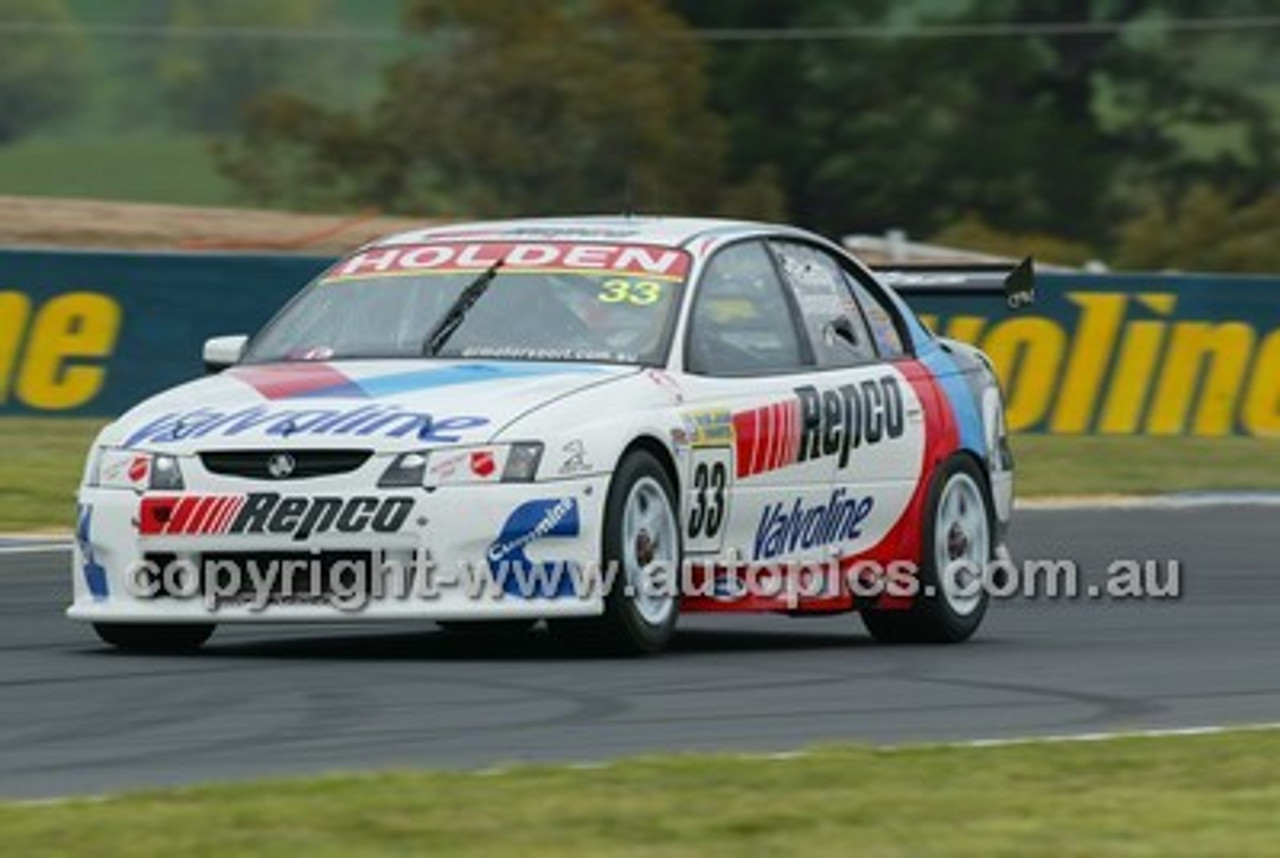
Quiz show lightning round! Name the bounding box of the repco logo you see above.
[796,376,905,469]
[232,493,414,541]
[140,493,415,541]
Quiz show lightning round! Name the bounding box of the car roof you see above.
[370,215,811,250]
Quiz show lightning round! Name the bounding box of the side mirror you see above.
[203,335,248,374]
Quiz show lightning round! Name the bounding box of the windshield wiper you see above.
[423,259,505,356]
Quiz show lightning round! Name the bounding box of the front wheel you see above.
[861,457,992,644]
[93,622,215,653]
[552,450,681,655]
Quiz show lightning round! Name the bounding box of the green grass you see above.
[0,136,234,206]
[0,420,102,532]
[2,421,1279,531]
[1011,435,1280,497]
[1,730,1278,856]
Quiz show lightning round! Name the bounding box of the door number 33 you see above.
[688,458,728,540]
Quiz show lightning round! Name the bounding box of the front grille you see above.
[200,449,372,480]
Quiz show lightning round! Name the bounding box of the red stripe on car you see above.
[185,497,218,534]
[165,497,199,535]
[229,363,353,400]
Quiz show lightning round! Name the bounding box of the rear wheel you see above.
[861,456,992,643]
[552,450,681,655]
[93,622,215,653]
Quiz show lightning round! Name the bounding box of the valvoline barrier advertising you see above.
[914,274,1280,437]
[1,248,1277,436]
[0,249,328,417]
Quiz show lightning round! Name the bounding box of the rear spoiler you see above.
[872,256,1035,310]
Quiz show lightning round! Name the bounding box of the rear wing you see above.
[872,256,1035,310]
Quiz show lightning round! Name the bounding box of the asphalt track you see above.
[1,505,1275,799]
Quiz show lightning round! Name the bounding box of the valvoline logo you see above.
[486,498,580,598]
[123,404,490,447]
[753,489,875,561]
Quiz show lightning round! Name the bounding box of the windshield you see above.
[243,241,691,366]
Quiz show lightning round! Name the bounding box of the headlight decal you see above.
[149,454,185,490]
[92,449,186,491]
[378,452,430,488]
[501,443,543,483]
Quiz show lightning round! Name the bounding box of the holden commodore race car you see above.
[71,216,1033,655]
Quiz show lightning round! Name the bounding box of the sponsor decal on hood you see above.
[114,361,629,450]
[226,361,603,401]
[124,403,489,447]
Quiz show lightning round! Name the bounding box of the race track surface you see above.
[1,506,1274,799]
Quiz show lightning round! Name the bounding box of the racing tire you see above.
[860,456,992,644]
[93,622,215,653]
[552,450,681,655]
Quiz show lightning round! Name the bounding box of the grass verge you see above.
[0,136,234,207]
[1,420,1279,531]
[0,420,103,532]
[1010,434,1280,497]
[2,731,1278,856]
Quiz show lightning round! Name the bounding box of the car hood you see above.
[105,360,637,453]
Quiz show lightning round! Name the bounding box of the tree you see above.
[1115,186,1280,272]
[930,214,1098,267]
[157,0,340,133]
[671,0,1280,246]
[0,0,87,143]
[217,0,773,219]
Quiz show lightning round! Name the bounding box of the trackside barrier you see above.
[0,248,1277,436]
[0,249,327,417]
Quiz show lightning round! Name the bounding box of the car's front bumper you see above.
[68,476,610,624]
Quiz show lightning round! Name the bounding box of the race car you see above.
[70,216,1032,655]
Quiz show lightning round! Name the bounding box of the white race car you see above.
[70,217,1031,654]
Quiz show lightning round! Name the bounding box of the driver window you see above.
[687,241,807,376]
[844,272,907,358]
[770,240,876,367]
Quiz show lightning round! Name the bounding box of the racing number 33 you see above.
[688,455,728,545]
[598,279,663,306]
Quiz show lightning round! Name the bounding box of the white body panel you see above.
[70,216,1016,628]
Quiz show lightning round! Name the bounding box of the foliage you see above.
[672,0,1280,248]
[19,0,1280,270]
[931,214,1099,267]
[1114,185,1280,273]
[216,0,779,219]
[155,0,341,133]
[0,0,87,143]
